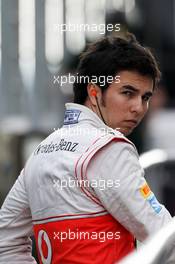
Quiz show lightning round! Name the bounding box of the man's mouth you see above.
[124,120,138,126]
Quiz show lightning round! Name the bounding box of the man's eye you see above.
[123,91,133,96]
[143,96,150,102]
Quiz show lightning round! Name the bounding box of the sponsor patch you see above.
[140,183,151,198]
[64,109,81,125]
[147,194,162,214]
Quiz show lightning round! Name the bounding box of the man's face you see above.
[99,70,154,136]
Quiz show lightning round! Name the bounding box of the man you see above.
[0,33,172,264]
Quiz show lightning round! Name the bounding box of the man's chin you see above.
[116,127,134,136]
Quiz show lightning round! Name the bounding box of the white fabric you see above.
[87,141,171,241]
[0,103,172,263]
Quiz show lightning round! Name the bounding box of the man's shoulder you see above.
[98,127,135,150]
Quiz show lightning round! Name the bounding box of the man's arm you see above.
[0,169,37,263]
[87,141,172,242]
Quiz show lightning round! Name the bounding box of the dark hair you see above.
[73,33,161,105]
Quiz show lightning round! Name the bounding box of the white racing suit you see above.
[0,103,172,264]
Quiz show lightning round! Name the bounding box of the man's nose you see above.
[130,97,144,114]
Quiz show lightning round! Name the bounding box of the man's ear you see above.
[87,83,100,105]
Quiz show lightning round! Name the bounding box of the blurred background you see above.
[0,0,175,218]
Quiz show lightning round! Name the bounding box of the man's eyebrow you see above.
[122,85,139,92]
[122,85,153,97]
